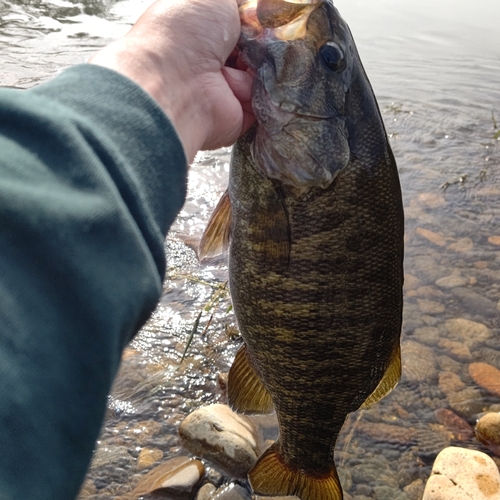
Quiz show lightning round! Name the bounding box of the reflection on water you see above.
[1,0,499,498]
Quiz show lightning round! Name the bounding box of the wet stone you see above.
[469,362,500,397]
[404,479,425,500]
[434,408,474,441]
[438,371,465,395]
[136,448,164,471]
[413,327,440,346]
[445,318,493,349]
[437,355,461,374]
[404,273,420,291]
[422,447,500,500]
[476,412,500,446]
[415,227,446,247]
[438,339,472,362]
[435,275,468,289]
[129,456,205,499]
[417,298,445,315]
[410,255,447,284]
[447,387,485,417]
[488,235,500,246]
[178,404,259,478]
[90,445,135,470]
[450,287,498,317]
[475,347,500,370]
[447,237,473,253]
[402,341,437,382]
[414,425,451,459]
[196,483,217,500]
[355,422,415,445]
[213,483,251,500]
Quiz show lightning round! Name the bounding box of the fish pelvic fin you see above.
[249,443,343,500]
[198,189,232,260]
[360,343,401,409]
[228,345,274,414]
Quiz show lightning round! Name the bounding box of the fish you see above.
[199,1,404,499]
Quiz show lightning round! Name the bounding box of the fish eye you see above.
[319,42,345,72]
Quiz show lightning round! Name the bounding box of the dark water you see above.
[1,0,499,498]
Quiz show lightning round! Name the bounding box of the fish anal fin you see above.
[360,343,401,410]
[198,190,232,261]
[228,345,274,414]
[249,443,343,500]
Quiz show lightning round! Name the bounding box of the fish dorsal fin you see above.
[228,345,274,414]
[198,190,232,261]
[360,343,401,410]
[249,443,343,500]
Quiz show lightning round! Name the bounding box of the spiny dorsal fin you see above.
[360,343,401,410]
[198,190,232,261]
[228,345,274,414]
[249,443,343,500]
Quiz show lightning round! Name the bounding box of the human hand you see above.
[90,0,255,163]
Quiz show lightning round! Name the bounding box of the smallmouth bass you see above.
[200,1,404,499]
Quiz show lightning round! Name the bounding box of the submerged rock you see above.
[438,372,465,396]
[447,238,473,253]
[128,456,205,499]
[476,412,500,446]
[212,483,251,500]
[402,341,437,382]
[422,447,500,500]
[450,288,498,317]
[136,448,164,471]
[475,347,500,370]
[434,408,474,441]
[435,275,468,289]
[179,404,259,478]
[438,339,472,362]
[413,326,440,346]
[469,363,500,397]
[417,299,445,315]
[415,228,446,247]
[447,387,485,417]
[444,318,493,349]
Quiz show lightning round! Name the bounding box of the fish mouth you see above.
[239,0,325,43]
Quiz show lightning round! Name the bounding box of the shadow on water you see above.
[0,0,499,498]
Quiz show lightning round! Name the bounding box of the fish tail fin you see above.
[249,443,343,500]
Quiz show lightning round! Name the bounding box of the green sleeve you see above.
[0,64,187,499]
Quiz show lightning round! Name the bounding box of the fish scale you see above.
[199,1,404,498]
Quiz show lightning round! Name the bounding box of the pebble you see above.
[411,255,447,284]
[402,341,437,382]
[469,363,500,397]
[179,404,259,478]
[437,355,462,373]
[404,273,420,291]
[435,275,468,289]
[416,192,446,208]
[136,448,163,471]
[212,483,251,500]
[355,422,416,445]
[447,237,473,253]
[422,447,500,499]
[438,372,465,395]
[404,479,424,500]
[444,318,493,349]
[415,227,446,247]
[434,408,474,441]
[128,456,205,499]
[447,387,485,417]
[414,425,451,458]
[417,298,445,315]
[90,445,135,470]
[475,412,500,446]
[476,347,500,370]
[450,287,498,317]
[438,339,472,362]
[488,235,500,246]
[196,483,217,500]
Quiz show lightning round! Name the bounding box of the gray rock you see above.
[445,318,493,349]
[437,355,461,373]
[450,287,497,317]
[179,404,259,478]
[422,447,500,499]
[435,275,468,289]
[413,327,440,346]
[447,387,485,417]
[475,347,500,369]
[213,484,251,500]
[402,341,438,382]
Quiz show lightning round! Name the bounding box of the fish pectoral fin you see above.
[360,343,401,410]
[198,190,232,261]
[228,345,274,414]
[249,443,343,500]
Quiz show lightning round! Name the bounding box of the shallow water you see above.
[1,0,499,498]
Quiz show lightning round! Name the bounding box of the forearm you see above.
[0,64,187,499]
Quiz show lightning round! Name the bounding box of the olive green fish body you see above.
[200,1,404,498]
